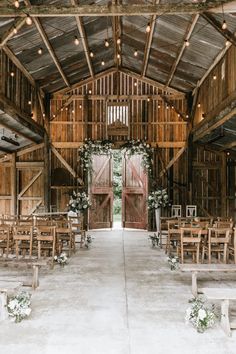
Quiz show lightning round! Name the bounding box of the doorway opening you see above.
[113,150,122,229]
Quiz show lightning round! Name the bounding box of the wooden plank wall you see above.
[0,49,44,126]
[192,45,236,218]
[51,71,189,212]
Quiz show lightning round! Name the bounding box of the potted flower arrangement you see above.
[147,188,169,233]
[167,255,179,270]
[185,297,217,333]
[68,191,91,214]
[54,252,68,266]
[7,291,31,323]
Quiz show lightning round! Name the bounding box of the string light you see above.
[101,60,105,66]
[42,113,45,118]
[88,89,92,94]
[90,51,94,58]
[134,82,137,87]
[186,114,189,119]
[13,25,17,35]
[146,23,151,33]
[117,53,121,59]
[79,104,82,109]
[10,71,15,77]
[28,100,32,105]
[72,109,75,114]
[37,48,43,55]
[147,97,150,102]
[213,75,217,80]
[222,20,227,30]
[26,15,32,25]
[134,49,138,57]
[197,102,201,108]
[226,39,230,46]
[74,36,79,45]
[158,104,161,109]
[117,37,121,45]
[185,39,190,47]
[104,39,109,47]
[14,0,20,8]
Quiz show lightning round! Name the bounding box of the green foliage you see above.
[113,150,122,216]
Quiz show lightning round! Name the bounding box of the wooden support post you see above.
[44,94,51,212]
[221,153,227,217]
[192,271,198,297]
[32,265,39,289]
[187,134,193,204]
[11,152,17,216]
[221,299,231,336]
[0,291,8,321]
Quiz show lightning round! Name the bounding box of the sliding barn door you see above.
[89,154,113,229]
[122,154,148,229]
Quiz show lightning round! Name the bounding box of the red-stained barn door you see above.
[89,154,113,229]
[122,154,148,229]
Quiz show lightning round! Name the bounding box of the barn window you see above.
[107,103,129,126]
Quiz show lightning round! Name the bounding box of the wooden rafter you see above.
[112,0,122,68]
[202,12,236,47]
[0,18,26,48]
[71,0,94,78]
[166,14,199,87]
[1,1,235,17]
[24,0,70,88]
[141,0,157,78]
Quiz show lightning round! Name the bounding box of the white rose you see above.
[198,309,207,320]
[24,308,31,316]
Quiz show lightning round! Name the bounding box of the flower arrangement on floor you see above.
[167,255,179,270]
[54,252,68,266]
[122,140,152,175]
[185,297,217,333]
[85,234,93,248]
[78,139,113,173]
[7,291,31,323]
[147,189,169,210]
[148,233,160,247]
[68,191,91,213]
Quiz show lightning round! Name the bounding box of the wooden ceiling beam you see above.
[0,18,26,48]
[166,14,199,87]
[141,14,156,77]
[71,0,94,78]
[202,12,236,47]
[0,1,235,17]
[24,0,70,88]
[112,0,122,69]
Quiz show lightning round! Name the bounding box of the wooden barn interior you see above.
[1,1,236,353]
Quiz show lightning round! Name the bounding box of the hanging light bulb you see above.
[14,0,20,8]
[226,39,230,46]
[26,15,32,25]
[79,104,82,109]
[117,37,121,45]
[134,49,138,57]
[147,97,150,102]
[90,51,94,58]
[117,53,121,59]
[213,75,217,80]
[146,23,151,33]
[10,71,15,77]
[13,25,18,35]
[222,20,227,30]
[104,39,109,47]
[134,82,137,87]
[37,47,43,55]
[28,100,32,105]
[185,39,190,47]
[197,102,201,108]
[74,36,79,45]
[101,60,105,66]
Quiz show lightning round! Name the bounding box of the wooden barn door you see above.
[122,154,148,229]
[89,154,113,229]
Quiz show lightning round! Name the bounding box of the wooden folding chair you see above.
[202,228,231,264]
[179,227,202,264]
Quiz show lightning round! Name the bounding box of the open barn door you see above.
[122,154,148,229]
[89,154,113,229]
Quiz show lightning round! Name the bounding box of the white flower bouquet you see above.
[148,233,159,247]
[68,191,91,213]
[122,140,152,174]
[147,189,169,209]
[85,234,93,248]
[54,252,68,266]
[185,297,217,333]
[167,255,179,270]
[79,139,113,172]
[7,291,31,323]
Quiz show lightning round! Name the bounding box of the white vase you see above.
[155,208,161,233]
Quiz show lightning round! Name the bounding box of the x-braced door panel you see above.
[122,154,147,229]
[89,154,113,229]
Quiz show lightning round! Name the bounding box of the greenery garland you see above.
[122,140,153,175]
[78,139,113,173]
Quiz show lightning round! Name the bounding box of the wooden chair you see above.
[0,225,12,258]
[202,228,231,264]
[68,214,86,248]
[55,223,75,256]
[35,226,56,260]
[179,227,202,264]
[171,205,182,218]
[213,221,234,229]
[165,220,181,255]
[13,225,34,259]
[186,205,197,218]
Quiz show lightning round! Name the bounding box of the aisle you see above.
[0,229,235,354]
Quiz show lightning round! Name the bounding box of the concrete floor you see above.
[0,229,236,354]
